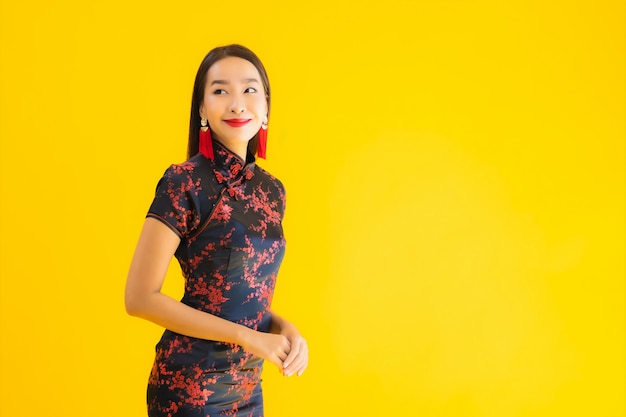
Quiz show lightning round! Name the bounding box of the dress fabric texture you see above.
[145,141,286,417]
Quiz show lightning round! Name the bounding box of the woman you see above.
[125,44,308,417]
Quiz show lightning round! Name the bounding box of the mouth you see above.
[223,118,252,128]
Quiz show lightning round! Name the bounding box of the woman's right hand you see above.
[240,329,291,372]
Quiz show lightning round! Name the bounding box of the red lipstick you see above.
[223,118,251,127]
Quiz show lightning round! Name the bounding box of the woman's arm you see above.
[125,217,291,370]
[270,312,309,376]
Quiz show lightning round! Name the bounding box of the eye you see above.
[244,87,257,93]
[212,89,227,95]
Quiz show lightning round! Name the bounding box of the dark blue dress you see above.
[145,140,286,416]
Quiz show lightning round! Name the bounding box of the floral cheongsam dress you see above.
[145,140,286,417]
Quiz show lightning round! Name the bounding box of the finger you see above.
[277,349,289,362]
[284,342,307,376]
[272,349,290,370]
[285,356,307,377]
[296,356,309,376]
[282,341,300,370]
[295,343,309,376]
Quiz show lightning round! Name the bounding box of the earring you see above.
[199,118,214,160]
[257,116,268,159]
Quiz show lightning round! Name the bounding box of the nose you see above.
[229,95,246,114]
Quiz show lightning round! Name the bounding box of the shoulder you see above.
[254,165,285,193]
[163,155,203,177]
[159,154,210,185]
[153,158,207,198]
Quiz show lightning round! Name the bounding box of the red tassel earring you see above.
[199,118,214,160]
[257,116,268,159]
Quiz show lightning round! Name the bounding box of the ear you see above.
[199,104,205,119]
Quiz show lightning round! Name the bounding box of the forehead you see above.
[206,56,261,82]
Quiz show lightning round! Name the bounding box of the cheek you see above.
[203,97,221,115]
[251,97,268,114]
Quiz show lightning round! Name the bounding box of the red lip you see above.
[223,118,251,127]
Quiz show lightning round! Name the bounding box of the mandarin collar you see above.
[210,140,256,184]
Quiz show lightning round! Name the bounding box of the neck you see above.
[214,138,248,162]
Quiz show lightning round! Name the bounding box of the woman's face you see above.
[200,56,268,148]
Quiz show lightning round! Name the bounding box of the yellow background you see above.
[0,1,624,416]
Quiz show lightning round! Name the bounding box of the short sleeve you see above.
[146,164,201,239]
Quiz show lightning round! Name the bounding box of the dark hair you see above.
[187,44,271,159]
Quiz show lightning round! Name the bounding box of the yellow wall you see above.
[0,1,623,416]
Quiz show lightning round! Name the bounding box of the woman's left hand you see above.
[281,329,308,377]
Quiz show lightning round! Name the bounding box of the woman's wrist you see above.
[273,315,298,337]
[269,312,286,334]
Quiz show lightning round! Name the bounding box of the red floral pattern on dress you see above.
[145,141,286,417]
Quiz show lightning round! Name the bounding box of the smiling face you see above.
[200,56,268,152]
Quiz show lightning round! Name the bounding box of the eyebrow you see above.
[210,78,259,86]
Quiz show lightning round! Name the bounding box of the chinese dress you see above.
[145,140,286,417]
